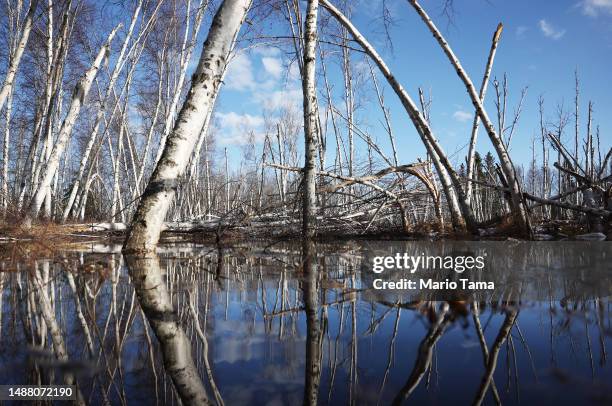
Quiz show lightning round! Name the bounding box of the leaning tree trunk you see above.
[153,0,209,166]
[302,0,319,242]
[0,0,39,113]
[61,1,144,222]
[125,254,211,405]
[320,0,477,233]
[123,0,252,253]
[24,24,121,222]
[466,23,503,204]
[407,0,531,235]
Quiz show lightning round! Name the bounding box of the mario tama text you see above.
[371,253,495,291]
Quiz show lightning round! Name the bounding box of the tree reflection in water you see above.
[125,253,211,405]
[0,241,610,405]
[302,238,322,406]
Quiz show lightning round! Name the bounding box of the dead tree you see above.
[407,0,531,235]
[466,23,503,205]
[320,0,477,233]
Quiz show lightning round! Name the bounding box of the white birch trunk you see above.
[407,0,530,233]
[24,25,120,221]
[1,89,12,212]
[302,0,319,241]
[41,0,55,217]
[320,0,475,232]
[62,2,143,222]
[0,0,39,113]
[124,0,252,253]
[466,23,502,204]
[224,147,230,213]
[153,0,209,166]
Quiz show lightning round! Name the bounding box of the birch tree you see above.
[302,0,319,241]
[61,1,147,222]
[0,0,39,113]
[320,0,477,232]
[301,6,322,400]
[407,0,531,234]
[466,23,503,205]
[124,0,252,253]
[24,24,121,222]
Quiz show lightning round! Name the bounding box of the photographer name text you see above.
[371,253,494,290]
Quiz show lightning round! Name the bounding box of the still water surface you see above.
[0,241,610,405]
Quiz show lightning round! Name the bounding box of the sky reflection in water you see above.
[0,241,610,405]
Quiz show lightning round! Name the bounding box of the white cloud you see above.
[515,26,528,37]
[253,46,281,57]
[538,19,566,40]
[214,112,265,145]
[219,48,303,143]
[254,86,303,112]
[261,57,282,79]
[579,0,612,16]
[225,53,255,91]
[224,51,295,98]
[262,88,302,111]
[452,110,472,123]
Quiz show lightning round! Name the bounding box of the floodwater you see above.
[0,240,610,405]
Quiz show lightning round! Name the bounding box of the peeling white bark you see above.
[124,0,252,253]
[407,0,530,234]
[25,24,121,221]
[0,0,39,113]
[466,23,503,204]
[320,0,476,232]
[302,0,319,240]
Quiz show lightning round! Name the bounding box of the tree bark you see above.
[466,23,502,204]
[407,0,531,235]
[302,0,319,241]
[123,0,252,253]
[24,24,121,221]
[320,0,477,233]
[0,0,39,113]
[1,89,12,212]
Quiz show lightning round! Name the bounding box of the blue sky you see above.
[211,0,612,170]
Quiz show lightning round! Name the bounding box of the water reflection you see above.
[0,241,610,405]
[125,254,211,405]
[302,239,322,406]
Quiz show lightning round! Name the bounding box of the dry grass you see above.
[0,217,113,267]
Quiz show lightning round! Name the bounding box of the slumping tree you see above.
[123,0,253,253]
